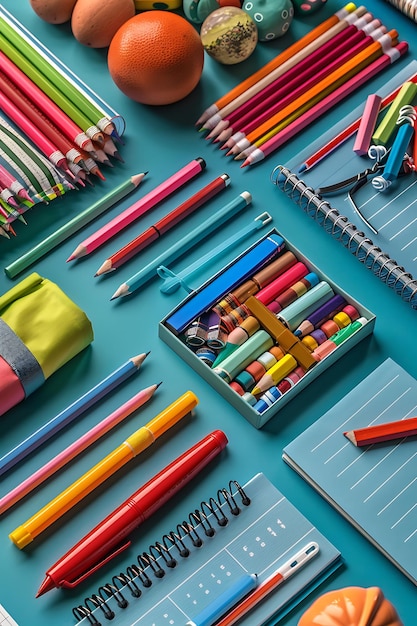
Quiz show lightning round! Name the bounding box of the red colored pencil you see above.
[344,416,417,446]
[299,69,417,172]
[241,40,408,168]
[95,173,230,275]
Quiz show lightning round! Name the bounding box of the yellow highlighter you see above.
[10,390,198,549]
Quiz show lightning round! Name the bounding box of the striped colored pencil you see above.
[230,30,399,157]
[0,82,74,178]
[209,16,377,143]
[0,116,69,202]
[297,66,417,173]
[344,416,417,446]
[201,5,367,131]
[195,3,358,126]
[222,21,385,152]
[240,40,408,167]
[0,51,93,152]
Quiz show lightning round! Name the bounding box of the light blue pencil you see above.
[0,352,149,476]
[111,191,253,300]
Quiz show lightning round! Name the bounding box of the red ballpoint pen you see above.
[95,173,231,276]
[36,430,228,597]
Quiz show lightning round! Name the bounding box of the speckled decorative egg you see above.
[292,0,327,14]
[200,6,258,64]
[242,0,293,41]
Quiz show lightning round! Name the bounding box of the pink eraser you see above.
[353,94,382,156]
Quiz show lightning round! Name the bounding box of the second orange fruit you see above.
[108,11,205,105]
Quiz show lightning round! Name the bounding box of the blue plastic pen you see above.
[0,353,149,476]
[185,573,258,626]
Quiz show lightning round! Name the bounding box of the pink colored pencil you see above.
[67,157,206,260]
[201,6,368,131]
[0,89,70,174]
[226,27,388,154]
[0,164,33,202]
[210,17,377,142]
[298,72,417,172]
[241,41,409,168]
[0,51,93,153]
[0,71,85,172]
[0,383,160,516]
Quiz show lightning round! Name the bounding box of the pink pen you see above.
[67,157,206,260]
[0,384,160,516]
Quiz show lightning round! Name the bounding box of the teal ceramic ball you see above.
[242,0,294,41]
[200,6,258,65]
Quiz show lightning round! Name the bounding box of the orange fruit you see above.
[107,11,205,105]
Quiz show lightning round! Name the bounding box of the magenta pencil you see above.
[0,383,160,516]
[211,17,377,143]
[226,27,388,155]
[0,89,71,174]
[68,157,206,260]
[0,51,93,152]
[242,41,409,168]
[0,71,85,172]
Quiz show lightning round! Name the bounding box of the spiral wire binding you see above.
[271,165,417,308]
[72,480,250,625]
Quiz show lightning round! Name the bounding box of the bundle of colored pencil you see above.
[0,6,126,235]
[196,3,408,168]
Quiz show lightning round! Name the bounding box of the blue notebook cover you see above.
[283,357,417,586]
[72,472,341,626]
[273,61,417,307]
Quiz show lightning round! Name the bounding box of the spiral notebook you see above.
[283,358,417,586]
[272,61,417,309]
[384,0,417,22]
[71,472,342,626]
[0,603,18,626]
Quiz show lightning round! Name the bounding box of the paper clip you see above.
[157,213,273,295]
[372,105,416,192]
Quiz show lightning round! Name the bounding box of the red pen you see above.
[36,430,228,597]
[95,173,231,276]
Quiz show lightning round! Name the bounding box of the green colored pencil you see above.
[4,173,148,279]
[0,12,108,136]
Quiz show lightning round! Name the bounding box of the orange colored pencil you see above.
[229,30,398,156]
[195,3,360,126]
[344,416,417,446]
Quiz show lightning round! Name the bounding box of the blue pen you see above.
[185,573,258,626]
[164,233,286,335]
[0,353,149,477]
[111,192,253,300]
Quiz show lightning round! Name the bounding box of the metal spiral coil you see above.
[72,480,250,625]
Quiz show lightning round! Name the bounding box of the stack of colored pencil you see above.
[196,3,408,168]
[0,7,126,238]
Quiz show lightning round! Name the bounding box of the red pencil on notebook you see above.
[344,416,417,446]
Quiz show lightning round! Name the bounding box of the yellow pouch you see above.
[0,273,93,414]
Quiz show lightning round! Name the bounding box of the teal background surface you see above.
[0,1,416,624]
